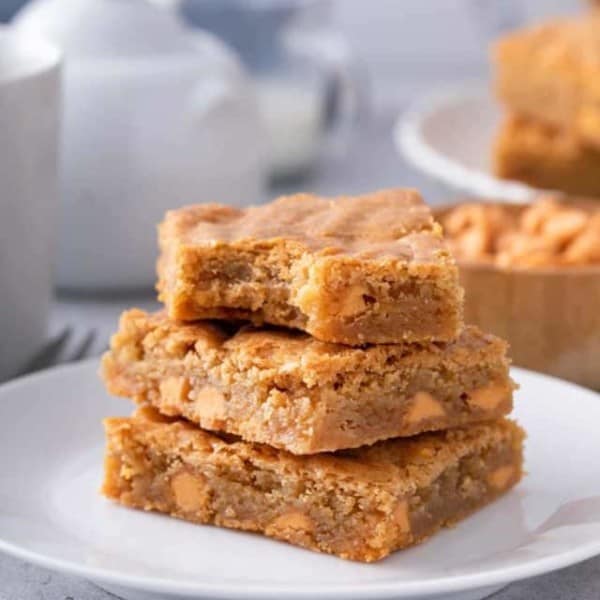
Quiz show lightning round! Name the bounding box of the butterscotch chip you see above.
[157,189,463,345]
[487,465,516,490]
[543,210,587,246]
[102,309,515,454]
[159,377,190,408]
[467,382,508,411]
[520,198,562,236]
[170,471,209,513]
[393,500,411,534]
[102,409,525,562]
[266,512,315,537]
[192,387,226,426]
[405,392,446,424]
[563,227,600,264]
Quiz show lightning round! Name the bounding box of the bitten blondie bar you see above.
[494,16,600,148]
[102,309,514,454]
[103,408,524,562]
[157,189,463,345]
[494,116,600,196]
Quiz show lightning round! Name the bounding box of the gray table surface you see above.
[1,111,598,599]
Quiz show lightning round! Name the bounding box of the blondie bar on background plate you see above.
[102,309,514,454]
[157,189,463,345]
[494,16,600,148]
[493,116,600,197]
[103,407,524,562]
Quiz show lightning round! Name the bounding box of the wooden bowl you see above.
[436,202,600,390]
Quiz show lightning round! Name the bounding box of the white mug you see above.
[0,27,61,380]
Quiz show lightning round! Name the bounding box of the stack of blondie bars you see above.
[493,13,600,196]
[100,189,524,562]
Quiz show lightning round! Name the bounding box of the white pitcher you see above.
[14,0,267,290]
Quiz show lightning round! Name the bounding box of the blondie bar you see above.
[494,16,600,148]
[102,309,514,454]
[157,189,463,345]
[493,116,600,196]
[103,408,524,562]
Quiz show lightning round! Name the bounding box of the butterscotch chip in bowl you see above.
[438,197,600,388]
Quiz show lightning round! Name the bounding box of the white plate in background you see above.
[395,85,549,203]
[0,361,599,600]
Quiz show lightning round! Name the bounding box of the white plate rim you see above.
[0,360,599,599]
[394,83,549,203]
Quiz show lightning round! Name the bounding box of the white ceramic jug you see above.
[0,28,60,379]
[14,0,267,290]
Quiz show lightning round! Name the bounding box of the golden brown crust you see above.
[102,409,525,562]
[157,189,463,345]
[101,309,515,454]
[163,190,440,255]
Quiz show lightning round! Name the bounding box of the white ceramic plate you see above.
[395,85,551,202]
[0,361,599,600]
